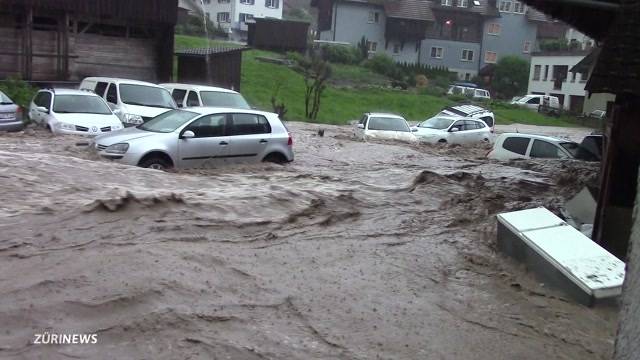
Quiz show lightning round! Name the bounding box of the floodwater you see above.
[0,123,616,359]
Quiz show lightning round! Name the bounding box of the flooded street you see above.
[0,123,616,359]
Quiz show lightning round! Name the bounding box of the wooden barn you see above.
[0,0,178,83]
[175,47,247,91]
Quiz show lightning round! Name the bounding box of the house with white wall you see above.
[201,0,283,39]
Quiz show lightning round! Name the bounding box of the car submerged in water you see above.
[354,113,417,143]
[0,90,23,132]
[95,107,294,169]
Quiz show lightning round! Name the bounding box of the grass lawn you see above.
[174,35,580,127]
[174,34,240,49]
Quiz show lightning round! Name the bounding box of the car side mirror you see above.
[181,130,195,139]
[450,127,460,132]
[357,123,365,129]
[36,106,49,114]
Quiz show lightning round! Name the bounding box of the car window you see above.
[95,82,109,97]
[106,84,118,104]
[172,89,187,107]
[367,117,410,132]
[120,84,176,109]
[200,91,251,109]
[418,117,455,130]
[451,120,465,131]
[186,91,200,107]
[53,95,112,115]
[185,114,227,138]
[358,114,368,127]
[530,140,566,158]
[229,113,271,135]
[36,92,52,109]
[526,97,540,105]
[502,137,530,155]
[0,90,13,104]
[479,116,494,128]
[138,109,199,133]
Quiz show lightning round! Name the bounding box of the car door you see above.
[465,120,483,142]
[526,96,540,110]
[223,113,272,163]
[177,113,229,168]
[528,139,570,159]
[448,120,468,144]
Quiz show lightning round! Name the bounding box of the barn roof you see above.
[3,0,178,24]
[384,0,435,21]
[175,47,248,57]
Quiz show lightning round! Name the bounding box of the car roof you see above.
[159,83,240,94]
[367,113,406,119]
[441,104,491,116]
[181,106,277,117]
[498,132,572,143]
[41,88,100,97]
[82,77,164,88]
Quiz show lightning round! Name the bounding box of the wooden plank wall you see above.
[0,27,22,78]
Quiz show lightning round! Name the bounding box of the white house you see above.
[201,0,283,39]
[527,50,594,114]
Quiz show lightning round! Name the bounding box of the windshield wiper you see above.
[0,102,14,105]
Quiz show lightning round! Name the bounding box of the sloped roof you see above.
[384,0,435,21]
[526,7,548,21]
[430,0,499,17]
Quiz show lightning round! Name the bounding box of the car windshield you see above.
[200,91,250,109]
[53,95,112,114]
[0,90,13,104]
[120,84,176,109]
[560,142,580,157]
[368,117,410,132]
[138,110,199,133]
[418,117,455,130]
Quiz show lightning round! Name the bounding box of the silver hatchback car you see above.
[94,107,293,169]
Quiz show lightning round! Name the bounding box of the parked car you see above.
[436,104,495,133]
[447,85,491,100]
[410,116,492,144]
[79,77,177,127]
[487,133,579,160]
[160,83,251,109]
[586,110,606,120]
[355,113,416,142]
[511,95,561,114]
[94,107,293,169]
[28,89,124,136]
[0,90,24,132]
[574,134,604,161]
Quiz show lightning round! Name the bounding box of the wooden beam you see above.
[24,6,33,80]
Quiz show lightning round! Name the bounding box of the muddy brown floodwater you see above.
[0,123,616,359]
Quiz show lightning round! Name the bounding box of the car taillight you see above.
[16,107,22,117]
[287,132,293,146]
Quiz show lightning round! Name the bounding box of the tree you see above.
[492,56,530,99]
[296,52,332,120]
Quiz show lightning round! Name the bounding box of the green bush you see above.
[321,45,361,65]
[421,86,447,97]
[364,54,397,77]
[0,76,38,108]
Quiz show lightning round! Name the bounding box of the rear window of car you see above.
[368,117,410,132]
[502,137,530,155]
[480,116,494,128]
[0,90,12,104]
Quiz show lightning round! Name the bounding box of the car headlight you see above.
[105,143,129,154]
[57,122,75,131]
[111,124,123,131]
[124,114,143,124]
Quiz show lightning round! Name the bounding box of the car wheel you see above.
[263,152,287,164]
[438,139,447,144]
[139,157,171,170]
[483,137,490,142]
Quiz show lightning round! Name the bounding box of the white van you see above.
[79,77,177,126]
[160,83,251,109]
[447,85,491,100]
[511,94,561,113]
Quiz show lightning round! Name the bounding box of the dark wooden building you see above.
[0,0,178,83]
[175,47,246,91]
[247,18,310,53]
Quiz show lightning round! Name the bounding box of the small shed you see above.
[247,18,309,53]
[175,47,247,91]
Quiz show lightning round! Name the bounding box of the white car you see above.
[79,77,177,127]
[447,85,491,100]
[487,133,579,160]
[411,116,492,144]
[511,95,561,113]
[28,89,124,136]
[436,104,495,133]
[355,113,417,142]
[160,83,251,109]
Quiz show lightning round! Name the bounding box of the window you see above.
[532,65,541,80]
[172,89,187,107]
[502,137,530,155]
[530,140,566,159]
[185,114,227,138]
[265,0,279,8]
[217,12,230,23]
[480,116,494,127]
[367,117,410,132]
[513,1,525,13]
[367,41,377,52]
[34,92,52,109]
[543,65,549,81]
[392,43,401,55]
[484,51,497,63]
[239,13,254,23]
[106,84,118,104]
[457,0,468,6]
[218,0,230,3]
[230,113,271,135]
[571,71,577,82]
[240,0,255,4]
[94,82,109,97]
[53,95,112,115]
[526,97,540,105]
[431,47,443,59]
[441,0,453,5]
[465,73,471,81]
[203,0,211,3]
[368,11,379,23]
[499,0,512,12]
[451,120,466,131]
[186,91,200,107]
[523,41,531,53]
[461,49,474,61]
[580,71,588,83]
[487,23,500,35]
